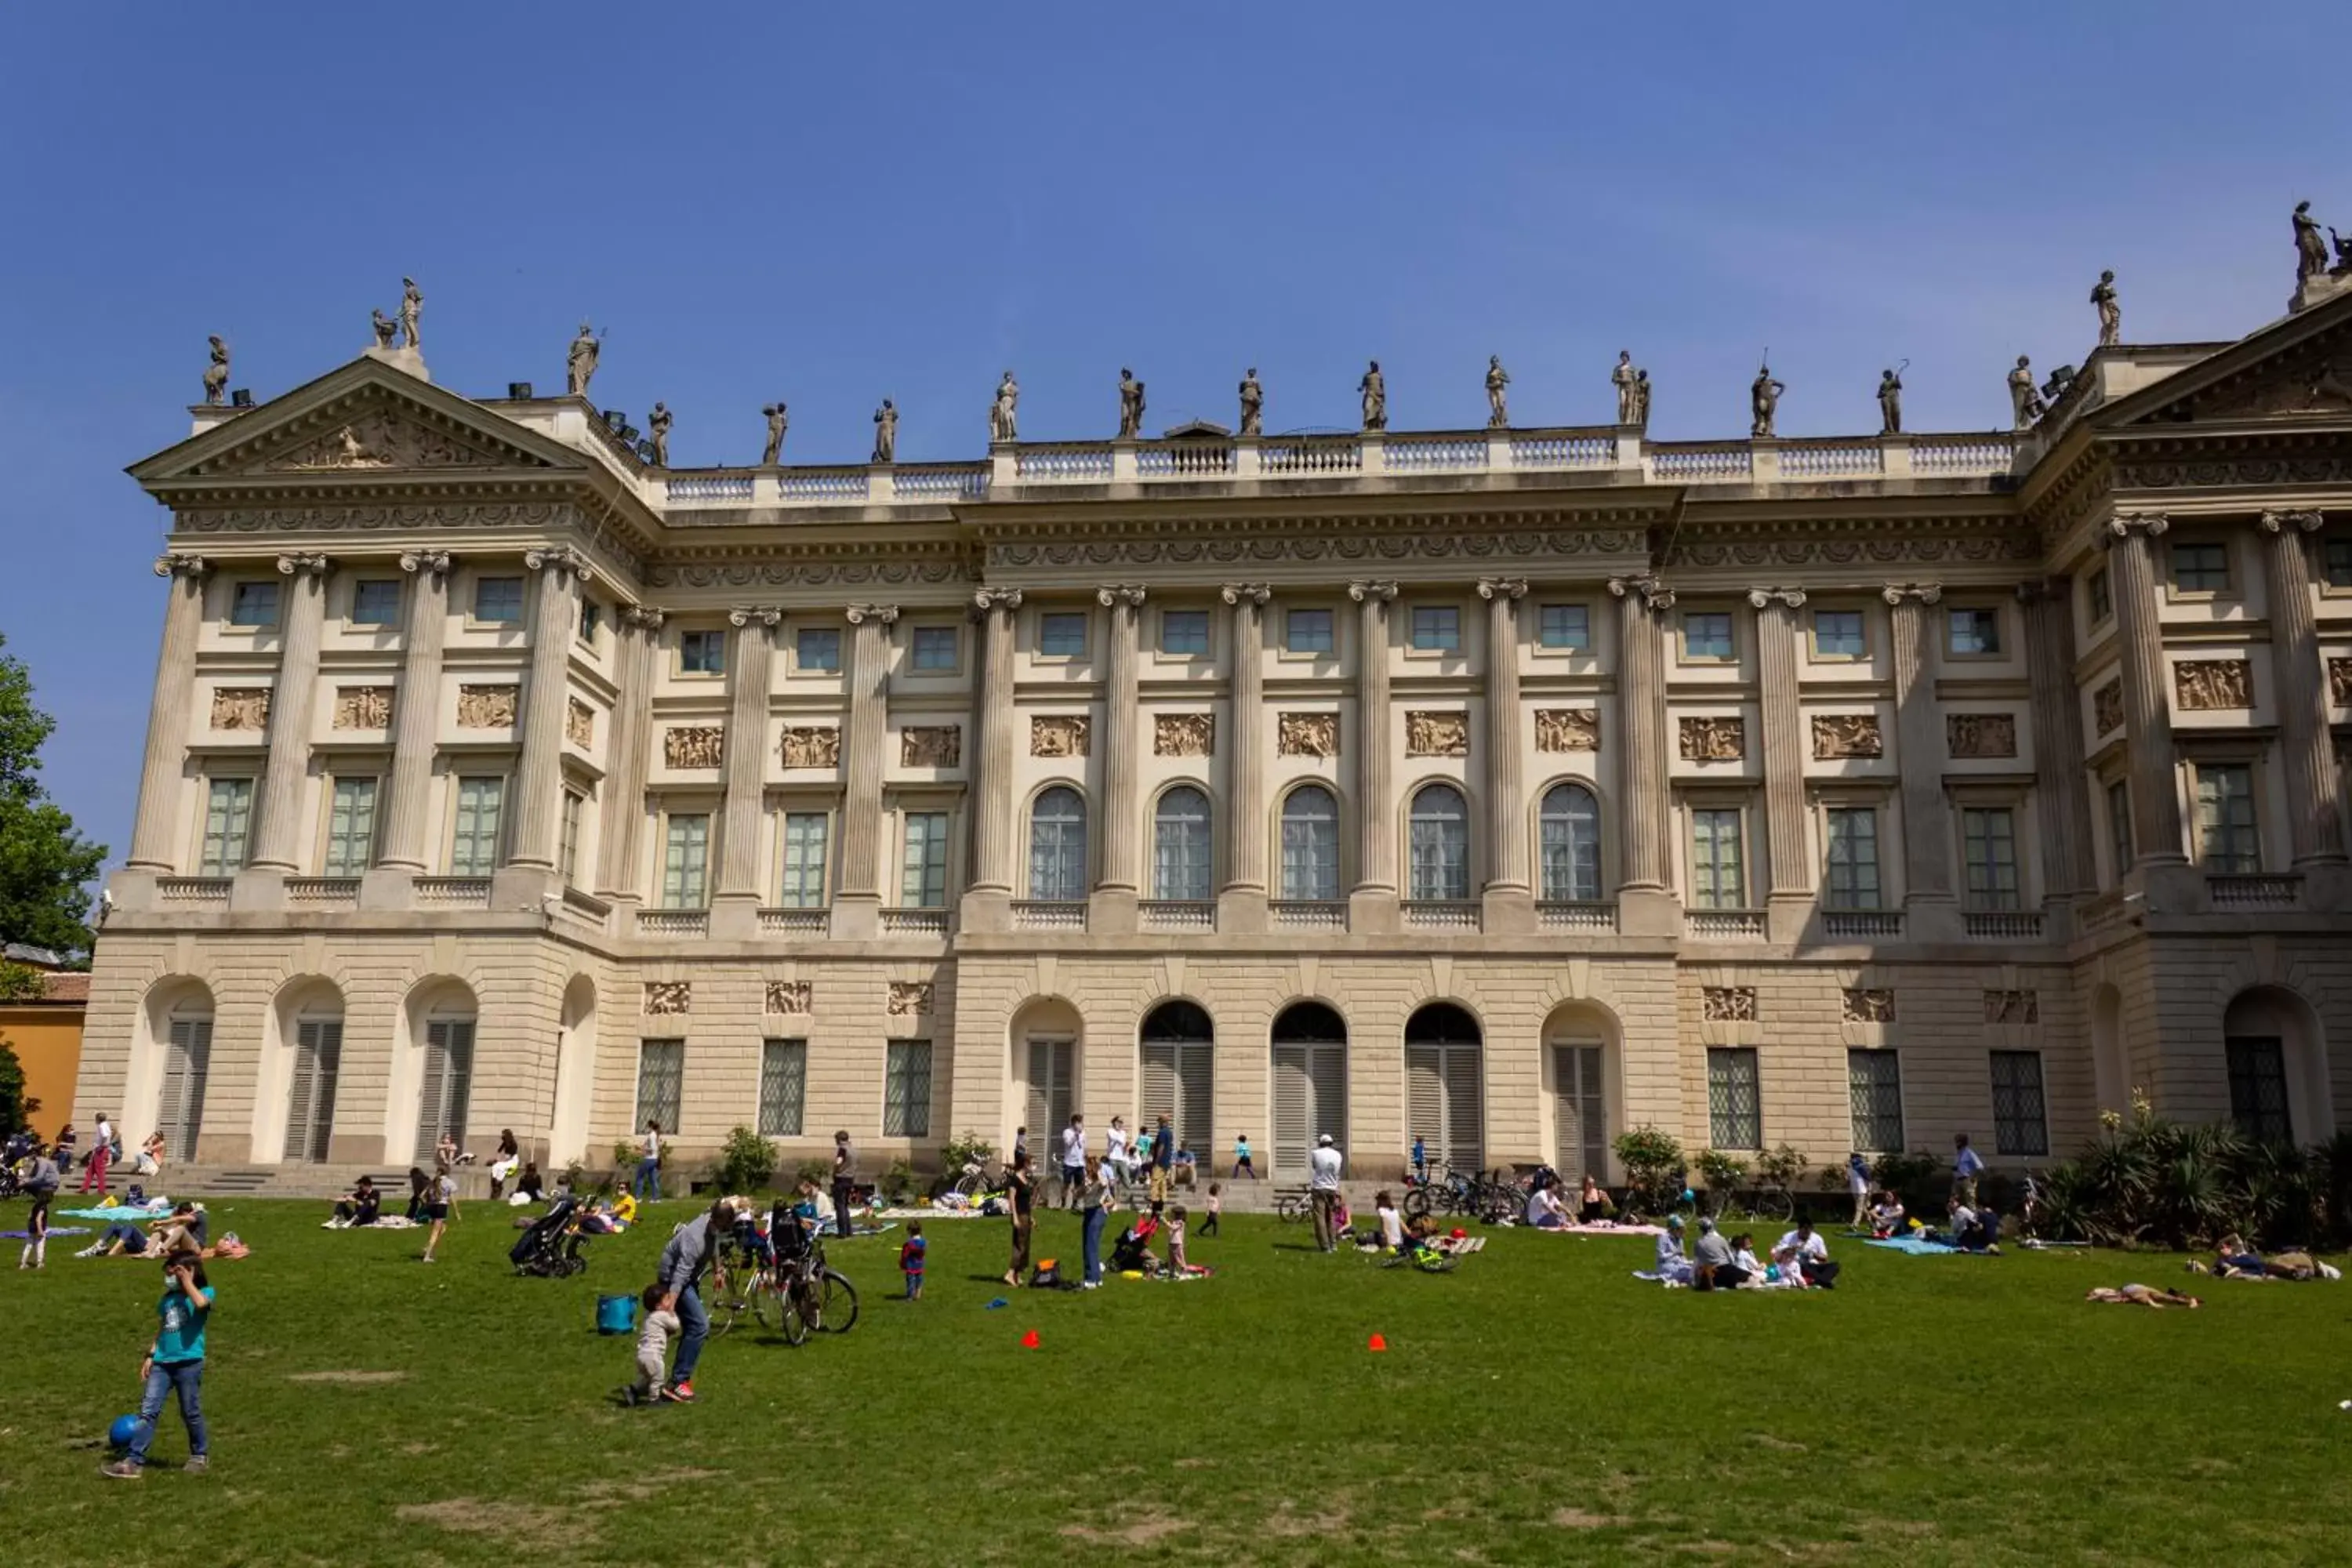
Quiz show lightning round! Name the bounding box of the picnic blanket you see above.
[1534,1221,1668,1238]
[1867,1235,1964,1256]
[58,1203,173,1223]
[2,1226,90,1240]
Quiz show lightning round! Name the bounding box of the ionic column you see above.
[1751,587,1811,938]
[375,551,452,876]
[125,554,209,873]
[967,589,1023,896]
[715,608,780,922]
[247,553,332,873]
[1884,583,1958,932]
[2019,579,2098,904]
[833,604,897,937]
[1478,579,1530,891]
[1220,584,1271,896]
[593,606,662,905]
[1094,586,1148,932]
[1349,581,1399,913]
[2104,514,2187,867]
[503,547,588,873]
[1607,575,1675,893]
[2259,510,2345,872]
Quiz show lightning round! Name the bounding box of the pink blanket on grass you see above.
[1537,1221,1667,1237]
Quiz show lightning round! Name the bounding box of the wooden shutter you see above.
[1552,1045,1607,1181]
[160,1017,212,1163]
[1311,1043,1348,1166]
[1272,1044,1310,1180]
[1406,1044,1443,1167]
[1443,1041,1483,1174]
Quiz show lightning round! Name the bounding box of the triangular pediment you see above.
[2097,287,2352,430]
[129,355,589,488]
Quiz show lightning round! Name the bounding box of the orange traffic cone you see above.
[1367,1334,1388,1352]
[1021,1329,1041,1349]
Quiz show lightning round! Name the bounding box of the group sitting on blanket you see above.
[1638,1215,1839,1289]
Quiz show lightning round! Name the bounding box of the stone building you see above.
[74,290,2352,1185]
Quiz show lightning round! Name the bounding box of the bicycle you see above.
[775,1228,860,1343]
[705,1224,775,1338]
[1273,1189,1312,1222]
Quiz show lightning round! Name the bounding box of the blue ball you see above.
[108,1414,141,1450]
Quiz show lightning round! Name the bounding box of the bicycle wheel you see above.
[750,1269,785,1331]
[779,1278,813,1345]
[1758,1187,1795,1224]
[815,1269,859,1334]
[1403,1187,1432,1222]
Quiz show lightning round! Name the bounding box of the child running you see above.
[1201,1182,1221,1238]
[419,1167,456,1264]
[629,1283,681,1404]
[1233,1133,1256,1180]
[17,1142,60,1269]
[899,1221,926,1300]
[103,1248,212,1477]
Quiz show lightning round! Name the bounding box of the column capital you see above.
[622,603,666,630]
[1880,581,1943,606]
[2013,576,2067,604]
[1096,584,1149,608]
[1219,583,1272,607]
[397,549,452,577]
[972,586,1025,614]
[152,552,209,579]
[276,551,331,576]
[523,544,593,581]
[2103,511,2169,544]
[2259,508,2326,535]
[725,605,782,628]
[1606,574,1675,611]
[1346,579,1399,603]
[844,603,899,626]
[1747,586,1807,609]
[1476,576,1529,601]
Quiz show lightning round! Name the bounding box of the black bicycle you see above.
[771,1227,859,1345]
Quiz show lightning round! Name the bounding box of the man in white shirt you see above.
[1060,1115,1087,1211]
[1773,1219,1837,1287]
[1308,1134,1345,1252]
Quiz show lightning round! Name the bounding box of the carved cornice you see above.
[397,550,452,577]
[1607,574,1675,612]
[990,524,1646,574]
[2259,508,2326,535]
[1746,586,1807,609]
[153,552,209,579]
[1475,576,1529,601]
[1879,582,1944,605]
[726,605,782,628]
[844,604,900,626]
[1219,583,1272,607]
[1095,584,1149,608]
[1346,579,1399,603]
[276,551,330,575]
[177,501,647,582]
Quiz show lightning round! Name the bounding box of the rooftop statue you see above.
[370,308,398,350]
[1612,350,1640,424]
[872,398,897,464]
[991,372,1018,443]
[1117,368,1145,440]
[202,336,229,406]
[2091,270,2122,348]
[2008,354,2045,429]
[648,401,672,466]
[1238,368,1264,437]
[1360,360,1386,431]
[1486,355,1510,429]
[1877,367,1903,435]
[1749,361,1784,438]
[1631,368,1650,429]
[2294,201,2329,281]
[762,403,788,465]
[566,322,602,398]
[397,276,423,350]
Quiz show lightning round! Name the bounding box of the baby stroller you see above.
[1109,1213,1161,1273]
[510,1195,590,1277]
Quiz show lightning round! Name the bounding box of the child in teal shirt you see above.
[1234,1134,1256,1179]
[105,1250,212,1477]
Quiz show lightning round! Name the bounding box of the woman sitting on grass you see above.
[1868,1191,1907,1238]
[2087,1283,2201,1308]
[1577,1174,1613,1225]
[1640,1214,1696,1287]
[1372,1191,1405,1253]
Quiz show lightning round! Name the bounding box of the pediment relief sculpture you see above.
[2183,344,2352,421]
[1809,713,1882,760]
[1534,709,1599,753]
[1405,711,1468,758]
[1945,713,2018,759]
[664,725,725,768]
[457,684,518,728]
[258,406,510,473]
[1679,716,1744,762]
[2174,659,2251,711]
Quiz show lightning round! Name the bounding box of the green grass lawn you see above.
[3,1199,2348,1566]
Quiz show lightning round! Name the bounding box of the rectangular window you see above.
[661,813,711,907]
[1813,609,1865,658]
[1038,613,1087,658]
[2170,541,2230,593]
[1537,604,1591,652]
[1823,806,1881,909]
[884,1040,933,1137]
[2226,1036,2292,1144]
[557,789,585,887]
[1690,808,1745,909]
[1847,1048,1905,1152]
[1947,607,2001,655]
[473,576,524,625]
[1962,807,2020,909]
[758,1040,807,1137]
[1410,605,1461,653]
[2086,568,2112,624]
[1706,1047,1762,1149]
[1682,612,1733,660]
[796,627,841,672]
[1285,608,1334,655]
[322,777,379,877]
[350,579,401,627]
[229,580,280,627]
[678,629,726,675]
[779,811,829,908]
[1990,1051,2049,1157]
[198,777,255,876]
[634,1039,684,1135]
[2107,779,2132,879]
[2195,764,2259,873]
[911,626,958,671]
[2326,538,2352,590]
[899,811,949,907]
[449,776,505,877]
[1160,610,1210,656]
[577,599,602,644]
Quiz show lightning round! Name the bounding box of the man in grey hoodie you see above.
[655,1196,747,1402]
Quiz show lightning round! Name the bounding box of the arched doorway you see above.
[549,973,598,1167]
[1404,1002,1483,1174]
[1270,1000,1347,1181]
[1542,1001,1617,1181]
[397,978,479,1163]
[2221,987,2332,1144]
[1011,996,1084,1165]
[1139,1000,1214,1155]
[273,978,346,1164]
[136,979,216,1165]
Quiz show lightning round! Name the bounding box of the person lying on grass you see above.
[2087,1284,2201,1308]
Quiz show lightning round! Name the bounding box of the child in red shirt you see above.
[899,1222,925,1300]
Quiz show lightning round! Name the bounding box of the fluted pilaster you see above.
[1479,578,1530,894]
[1221,584,1270,894]
[1350,581,1399,897]
[374,552,452,875]
[969,589,1023,895]
[1884,583,1957,906]
[2260,510,2344,868]
[504,547,588,870]
[125,554,209,871]
[717,607,780,902]
[2104,515,2186,866]
[1751,587,1810,903]
[593,605,662,901]
[1095,586,1148,913]
[2019,579,2097,899]
[1608,575,1675,893]
[249,553,332,872]
[835,604,898,916]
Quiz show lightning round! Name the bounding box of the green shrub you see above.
[1613,1126,1683,1213]
[793,1157,831,1192]
[941,1131,997,1174]
[1755,1143,1809,1192]
[880,1158,918,1206]
[715,1125,778,1194]
[1696,1149,1748,1192]
[612,1138,641,1171]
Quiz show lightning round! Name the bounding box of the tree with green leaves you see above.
[0,633,106,958]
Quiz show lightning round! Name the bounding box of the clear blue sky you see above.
[1,2,2343,873]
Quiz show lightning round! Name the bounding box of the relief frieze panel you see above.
[2174,659,2251,711]
[1679,716,1744,761]
[1153,713,1214,757]
[210,687,270,731]
[1404,711,1468,758]
[1534,709,1599,753]
[1277,713,1339,758]
[1945,713,2017,759]
[1030,715,1091,758]
[1809,713,1882,760]
[334,686,394,731]
[779,726,842,768]
[901,726,962,768]
[457,684,518,728]
[664,726,725,768]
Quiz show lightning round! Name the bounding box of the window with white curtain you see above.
[1152,786,1211,901]
[1279,786,1339,900]
[1028,786,1088,901]
[1408,784,1469,901]
[1539,783,1601,902]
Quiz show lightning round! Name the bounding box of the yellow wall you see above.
[2,1006,84,1142]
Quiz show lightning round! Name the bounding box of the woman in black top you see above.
[1004,1149,1035,1287]
[404,1167,430,1222]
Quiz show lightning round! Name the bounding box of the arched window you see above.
[1028,786,1088,901]
[1408,783,1469,901]
[1153,786,1212,901]
[1539,782,1602,902]
[1279,786,1340,901]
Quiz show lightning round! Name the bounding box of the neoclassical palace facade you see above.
[74,289,2352,1184]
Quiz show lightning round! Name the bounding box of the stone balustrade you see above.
[1403,900,1482,931]
[779,467,872,502]
[637,907,710,938]
[1911,435,2015,475]
[1962,910,2045,939]
[412,876,492,907]
[1779,441,1883,478]
[1140,899,1216,931]
[158,877,232,906]
[759,908,830,935]
[2208,873,2303,911]
[285,877,361,908]
[1271,899,1348,931]
[1820,909,1904,939]
[1650,444,1753,482]
[1687,908,1768,939]
[1537,901,1618,933]
[881,908,949,935]
[1384,434,1487,472]
[1012,899,1087,931]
